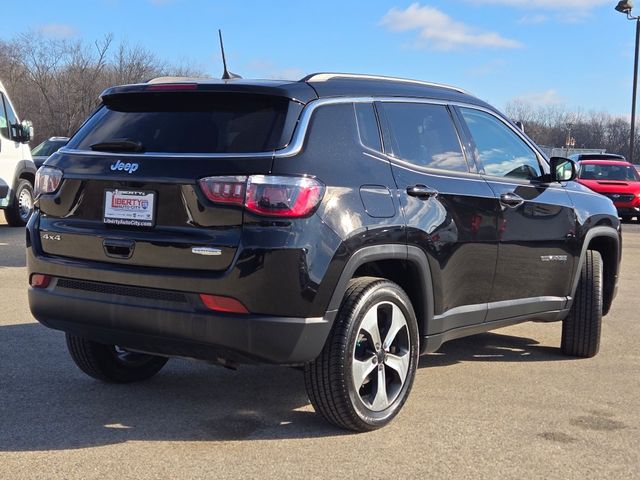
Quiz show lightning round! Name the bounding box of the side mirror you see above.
[22,120,33,143]
[13,120,33,143]
[550,157,577,182]
[515,121,525,133]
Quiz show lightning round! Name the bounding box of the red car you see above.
[577,160,640,221]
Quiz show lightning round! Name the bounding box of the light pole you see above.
[615,1,640,164]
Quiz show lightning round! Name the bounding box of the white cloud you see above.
[37,23,77,38]
[518,14,548,24]
[380,4,522,51]
[466,0,609,9]
[514,89,564,105]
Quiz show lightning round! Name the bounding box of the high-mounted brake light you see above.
[198,175,325,218]
[145,83,198,91]
[35,167,63,196]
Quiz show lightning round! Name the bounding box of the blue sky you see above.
[1,0,635,115]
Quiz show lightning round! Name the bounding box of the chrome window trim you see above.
[58,96,547,164]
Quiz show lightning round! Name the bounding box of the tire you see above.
[304,277,420,432]
[4,179,34,227]
[66,334,168,383]
[561,250,603,358]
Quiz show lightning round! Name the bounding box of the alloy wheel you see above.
[352,301,411,412]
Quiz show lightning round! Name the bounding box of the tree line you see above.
[505,101,637,162]
[0,32,205,145]
[1,32,637,160]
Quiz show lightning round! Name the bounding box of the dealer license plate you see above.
[103,190,156,227]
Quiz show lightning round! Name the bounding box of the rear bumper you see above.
[29,280,331,365]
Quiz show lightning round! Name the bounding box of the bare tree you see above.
[1,32,207,144]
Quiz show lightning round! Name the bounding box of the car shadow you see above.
[0,322,350,452]
[419,331,566,369]
[0,323,568,452]
[0,224,26,268]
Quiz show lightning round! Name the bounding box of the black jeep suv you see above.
[28,73,621,431]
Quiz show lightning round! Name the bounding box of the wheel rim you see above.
[352,301,411,412]
[18,187,33,221]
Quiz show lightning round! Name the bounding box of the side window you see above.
[460,108,542,180]
[0,93,9,139]
[354,103,382,152]
[381,102,468,172]
[2,95,19,139]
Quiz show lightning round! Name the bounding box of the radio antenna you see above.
[219,30,242,80]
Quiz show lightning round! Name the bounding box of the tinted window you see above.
[32,139,68,157]
[3,96,19,139]
[461,108,542,180]
[354,103,382,151]
[381,103,468,172]
[579,163,640,181]
[0,93,8,139]
[68,92,292,154]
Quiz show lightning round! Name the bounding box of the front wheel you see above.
[561,250,603,358]
[66,334,168,383]
[305,277,419,432]
[4,179,34,227]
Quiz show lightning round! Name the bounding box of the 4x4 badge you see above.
[110,160,139,174]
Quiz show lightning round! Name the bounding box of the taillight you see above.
[35,167,63,196]
[198,175,325,218]
[245,175,324,217]
[199,176,247,205]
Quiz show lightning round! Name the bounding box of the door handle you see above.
[406,185,438,199]
[103,238,135,259]
[500,192,525,208]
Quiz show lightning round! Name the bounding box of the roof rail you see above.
[302,73,470,95]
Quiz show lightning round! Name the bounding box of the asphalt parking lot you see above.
[1,217,639,480]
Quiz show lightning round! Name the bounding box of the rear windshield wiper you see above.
[90,139,145,153]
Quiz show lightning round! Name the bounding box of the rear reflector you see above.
[199,294,249,314]
[30,274,51,288]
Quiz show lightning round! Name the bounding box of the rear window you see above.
[67,92,293,154]
[579,163,640,181]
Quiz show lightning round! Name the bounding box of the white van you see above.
[0,80,36,226]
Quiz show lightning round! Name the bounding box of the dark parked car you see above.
[569,153,626,162]
[28,73,621,431]
[31,136,69,168]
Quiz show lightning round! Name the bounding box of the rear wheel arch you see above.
[325,245,434,339]
[11,160,37,200]
[19,171,35,186]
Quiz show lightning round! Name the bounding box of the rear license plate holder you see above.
[103,189,156,227]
